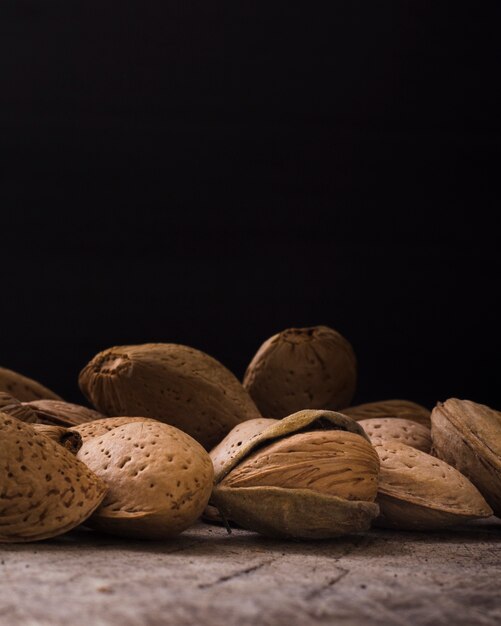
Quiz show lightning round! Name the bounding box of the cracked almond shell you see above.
[431,398,501,516]
[243,326,357,419]
[210,409,380,539]
[0,412,107,543]
[24,400,104,427]
[374,441,492,530]
[79,343,261,450]
[0,367,62,402]
[359,418,432,452]
[77,420,214,539]
[343,400,431,427]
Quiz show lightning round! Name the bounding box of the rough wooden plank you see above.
[1,519,500,626]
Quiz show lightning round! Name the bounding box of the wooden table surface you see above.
[1,519,500,626]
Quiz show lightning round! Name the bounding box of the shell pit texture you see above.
[77,421,214,539]
[0,412,107,543]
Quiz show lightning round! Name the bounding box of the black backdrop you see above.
[1,2,500,410]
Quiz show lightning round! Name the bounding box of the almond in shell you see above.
[374,441,492,530]
[0,392,38,423]
[0,412,107,542]
[77,420,214,539]
[25,400,104,427]
[431,398,501,517]
[210,409,379,539]
[79,343,261,449]
[0,367,62,402]
[243,326,357,419]
[343,400,431,427]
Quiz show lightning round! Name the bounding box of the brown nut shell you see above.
[211,409,379,539]
[374,441,492,530]
[70,416,158,443]
[0,367,62,402]
[343,400,431,427]
[77,421,214,539]
[243,326,357,419]
[32,424,83,455]
[0,392,38,423]
[359,418,432,452]
[79,343,261,450]
[0,412,107,543]
[430,398,501,516]
[24,400,104,427]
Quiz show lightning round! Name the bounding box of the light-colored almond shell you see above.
[359,418,432,452]
[431,398,501,516]
[343,400,431,427]
[0,392,38,423]
[374,441,492,530]
[211,409,379,539]
[70,416,158,443]
[0,412,107,543]
[243,326,357,419]
[77,421,214,539]
[32,424,83,455]
[24,400,104,427]
[79,343,261,450]
[0,367,62,402]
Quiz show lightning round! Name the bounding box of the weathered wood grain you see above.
[0,520,500,625]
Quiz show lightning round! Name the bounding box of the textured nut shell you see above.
[213,409,371,484]
[210,417,278,477]
[359,418,432,452]
[32,424,83,455]
[0,367,62,402]
[79,343,261,450]
[77,421,214,539]
[0,392,38,423]
[243,326,357,419]
[0,412,107,543]
[221,431,379,502]
[343,400,431,427]
[431,398,501,516]
[70,417,158,443]
[25,400,104,427]
[211,410,379,538]
[211,487,378,540]
[374,441,492,530]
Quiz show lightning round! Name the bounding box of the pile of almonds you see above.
[1,326,500,542]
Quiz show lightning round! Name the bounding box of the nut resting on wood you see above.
[374,441,492,530]
[0,412,107,543]
[79,343,261,449]
[76,419,214,539]
[431,398,501,517]
[210,409,380,539]
[243,326,357,418]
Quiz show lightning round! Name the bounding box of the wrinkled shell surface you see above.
[25,400,104,427]
[79,343,261,450]
[77,421,214,539]
[343,400,431,427]
[221,430,379,502]
[431,398,501,516]
[0,367,62,402]
[374,441,492,530]
[359,418,432,452]
[0,392,38,423]
[211,409,379,539]
[0,412,107,542]
[71,417,157,443]
[243,326,357,419]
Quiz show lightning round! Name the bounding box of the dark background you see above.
[1,2,500,410]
